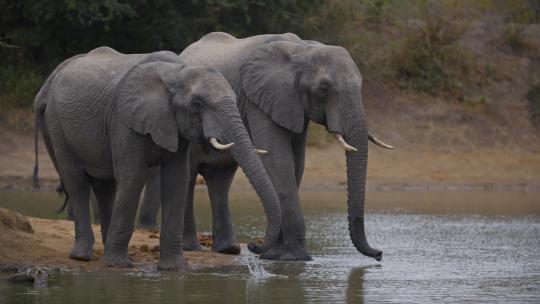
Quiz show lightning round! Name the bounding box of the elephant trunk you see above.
[334,95,382,261]
[214,102,281,251]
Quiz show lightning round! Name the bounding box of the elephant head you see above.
[241,41,393,261]
[116,61,281,250]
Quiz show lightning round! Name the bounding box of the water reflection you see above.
[346,267,366,304]
[1,191,540,303]
[245,262,306,304]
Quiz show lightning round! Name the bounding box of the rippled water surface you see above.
[1,191,539,303]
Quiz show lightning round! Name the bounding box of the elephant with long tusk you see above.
[32,47,283,269]
[139,33,394,261]
[336,133,394,152]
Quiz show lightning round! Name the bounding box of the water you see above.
[1,190,539,303]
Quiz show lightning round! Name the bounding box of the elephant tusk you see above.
[368,134,395,149]
[335,134,358,152]
[255,149,268,154]
[209,138,235,150]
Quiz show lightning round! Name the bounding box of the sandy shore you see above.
[1,135,539,192]
[0,208,242,273]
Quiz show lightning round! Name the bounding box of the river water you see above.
[1,191,539,303]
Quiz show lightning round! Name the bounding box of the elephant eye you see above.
[315,83,330,98]
[191,96,204,111]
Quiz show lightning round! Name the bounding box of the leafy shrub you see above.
[498,0,540,23]
[390,1,470,94]
[359,0,390,26]
[503,24,529,52]
[0,65,43,108]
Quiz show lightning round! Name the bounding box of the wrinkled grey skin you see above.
[140,32,384,261]
[33,46,281,269]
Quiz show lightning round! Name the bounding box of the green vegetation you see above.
[389,1,471,94]
[0,0,321,112]
[2,0,540,133]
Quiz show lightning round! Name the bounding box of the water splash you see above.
[245,255,276,279]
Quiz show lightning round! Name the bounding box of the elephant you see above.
[32,46,282,269]
[139,32,394,261]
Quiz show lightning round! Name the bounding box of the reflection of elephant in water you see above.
[33,47,282,269]
[139,32,393,260]
[346,267,367,304]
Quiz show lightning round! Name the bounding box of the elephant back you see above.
[180,33,302,91]
[180,33,303,118]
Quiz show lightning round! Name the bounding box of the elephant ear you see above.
[117,62,182,152]
[241,41,309,134]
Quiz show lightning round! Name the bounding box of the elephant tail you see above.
[32,104,45,189]
[56,181,69,213]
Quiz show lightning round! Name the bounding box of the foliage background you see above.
[1,0,539,136]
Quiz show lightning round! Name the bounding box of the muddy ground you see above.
[0,207,241,273]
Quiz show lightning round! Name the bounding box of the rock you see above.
[0,208,33,233]
[139,244,150,253]
[7,266,48,288]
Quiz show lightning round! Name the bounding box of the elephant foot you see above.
[278,249,312,261]
[212,241,241,255]
[139,221,160,230]
[258,244,312,261]
[182,234,202,251]
[69,240,94,261]
[102,252,133,268]
[158,255,188,271]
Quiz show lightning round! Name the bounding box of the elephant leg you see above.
[66,200,75,220]
[292,121,309,188]
[53,147,94,261]
[200,163,240,254]
[182,168,201,251]
[90,191,100,225]
[158,143,190,271]
[247,104,311,261]
[90,179,115,246]
[139,166,161,229]
[103,155,147,268]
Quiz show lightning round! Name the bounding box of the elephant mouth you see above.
[309,110,326,125]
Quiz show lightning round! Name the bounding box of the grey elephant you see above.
[139,32,394,261]
[32,46,282,269]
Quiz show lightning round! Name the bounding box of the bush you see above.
[390,1,470,94]
[499,0,540,23]
[0,65,43,108]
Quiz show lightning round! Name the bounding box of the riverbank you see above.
[1,126,539,192]
[0,208,241,273]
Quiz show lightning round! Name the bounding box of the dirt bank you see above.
[2,13,540,192]
[0,208,241,273]
[1,125,539,192]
